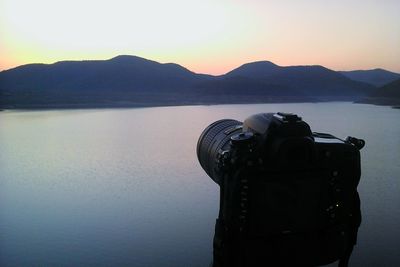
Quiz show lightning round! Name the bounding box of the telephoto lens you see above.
[196,119,242,185]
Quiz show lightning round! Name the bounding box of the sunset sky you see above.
[0,0,399,75]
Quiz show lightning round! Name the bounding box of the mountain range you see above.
[0,55,398,109]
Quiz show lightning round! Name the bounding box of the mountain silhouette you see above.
[339,69,400,87]
[225,61,281,78]
[222,63,375,97]
[203,61,374,99]
[358,78,400,106]
[0,55,209,92]
[373,78,400,98]
[0,55,377,109]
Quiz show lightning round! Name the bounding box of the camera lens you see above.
[197,119,242,184]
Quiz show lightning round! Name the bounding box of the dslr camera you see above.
[197,112,364,267]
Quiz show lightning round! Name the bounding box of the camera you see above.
[197,112,365,267]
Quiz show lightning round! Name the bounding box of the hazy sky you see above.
[1,0,399,74]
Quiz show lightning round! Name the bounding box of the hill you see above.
[358,78,400,106]
[216,62,375,97]
[0,56,376,109]
[225,61,281,78]
[0,55,213,108]
[339,69,400,87]
[0,55,211,92]
[373,78,400,98]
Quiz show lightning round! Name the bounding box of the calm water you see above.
[0,102,399,267]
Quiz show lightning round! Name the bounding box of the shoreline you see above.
[0,99,354,112]
[356,97,400,108]
[1,99,398,112]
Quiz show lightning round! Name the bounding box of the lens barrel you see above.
[197,119,242,184]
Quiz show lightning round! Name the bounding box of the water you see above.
[0,102,399,267]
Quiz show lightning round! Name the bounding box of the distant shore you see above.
[1,97,399,112]
[0,97,355,111]
[356,97,400,108]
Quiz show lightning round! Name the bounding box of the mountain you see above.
[339,69,400,87]
[0,55,210,92]
[374,78,400,97]
[225,61,281,78]
[0,55,214,108]
[358,78,400,106]
[0,56,377,109]
[219,62,375,97]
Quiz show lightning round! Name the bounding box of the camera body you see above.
[197,112,364,267]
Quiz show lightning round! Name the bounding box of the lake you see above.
[0,102,399,267]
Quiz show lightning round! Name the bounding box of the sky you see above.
[0,0,399,75]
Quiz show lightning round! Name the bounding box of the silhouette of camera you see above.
[197,112,365,267]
